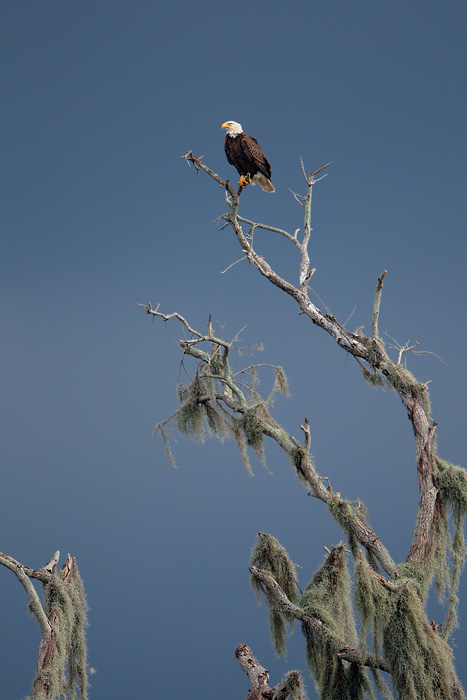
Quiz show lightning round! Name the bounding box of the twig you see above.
[343,305,357,328]
[137,302,204,340]
[308,287,331,315]
[232,363,281,378]
[372,269,387,339]
[288,188,306,207]
[385,333,447,367]
[237,215,300,247]
[411,349,448,365]
[302,160,333,186]
[309,162,333,180]
[180,150,237,198]
[219,256,247,275]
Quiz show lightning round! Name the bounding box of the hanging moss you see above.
[299,545,373,699]
[238,405,267,465]
[355,552,467,699]
[369,666,394,700]
[247,366,261,403]
[176,376,208,441]
[434,457,467,638]
[385,365,431,418]
[385,365,423,397]
[443,522,465,639]
[288,445,310,488]
[327,498,360,556]
[383,580,464,700]
[65,566,89,700]
[300,544,356,645]
[173,371,282,474]
[355,553,390,654]
[176,374,229,444]
[30,565,89,700]
[157,335,296,476]
[165,356,284,472]
[250,534,298,656]
[432,500,450,598]
[436,458,467,520]
[360,366,385,389]
[158,425,177,468]
[360,361,432,420]
[209,343,224,375]
[204,400,226,436]
[274,366,290,398]
[272,670,308,700]
[231,419,254,476]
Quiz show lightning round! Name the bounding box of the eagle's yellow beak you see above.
[221,122,230,129]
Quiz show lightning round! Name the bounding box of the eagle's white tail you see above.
[253,173,275,193]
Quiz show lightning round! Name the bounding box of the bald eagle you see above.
[222,121,275,193]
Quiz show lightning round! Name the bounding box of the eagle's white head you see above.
[221,121,243,137]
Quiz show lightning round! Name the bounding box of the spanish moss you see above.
[250,533,298,656]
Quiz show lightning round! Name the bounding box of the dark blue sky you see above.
[1,3,466,698]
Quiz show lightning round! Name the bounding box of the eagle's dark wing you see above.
[224,140,236,166]
[240,134,272,179]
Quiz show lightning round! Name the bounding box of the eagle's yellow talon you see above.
[238,174,252,188]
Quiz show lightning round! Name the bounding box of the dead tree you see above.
[140,152,467,699]
[0,550,88,700]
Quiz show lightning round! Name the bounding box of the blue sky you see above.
[1,2,466,698]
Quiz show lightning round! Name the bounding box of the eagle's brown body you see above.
[222,121,274,192]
